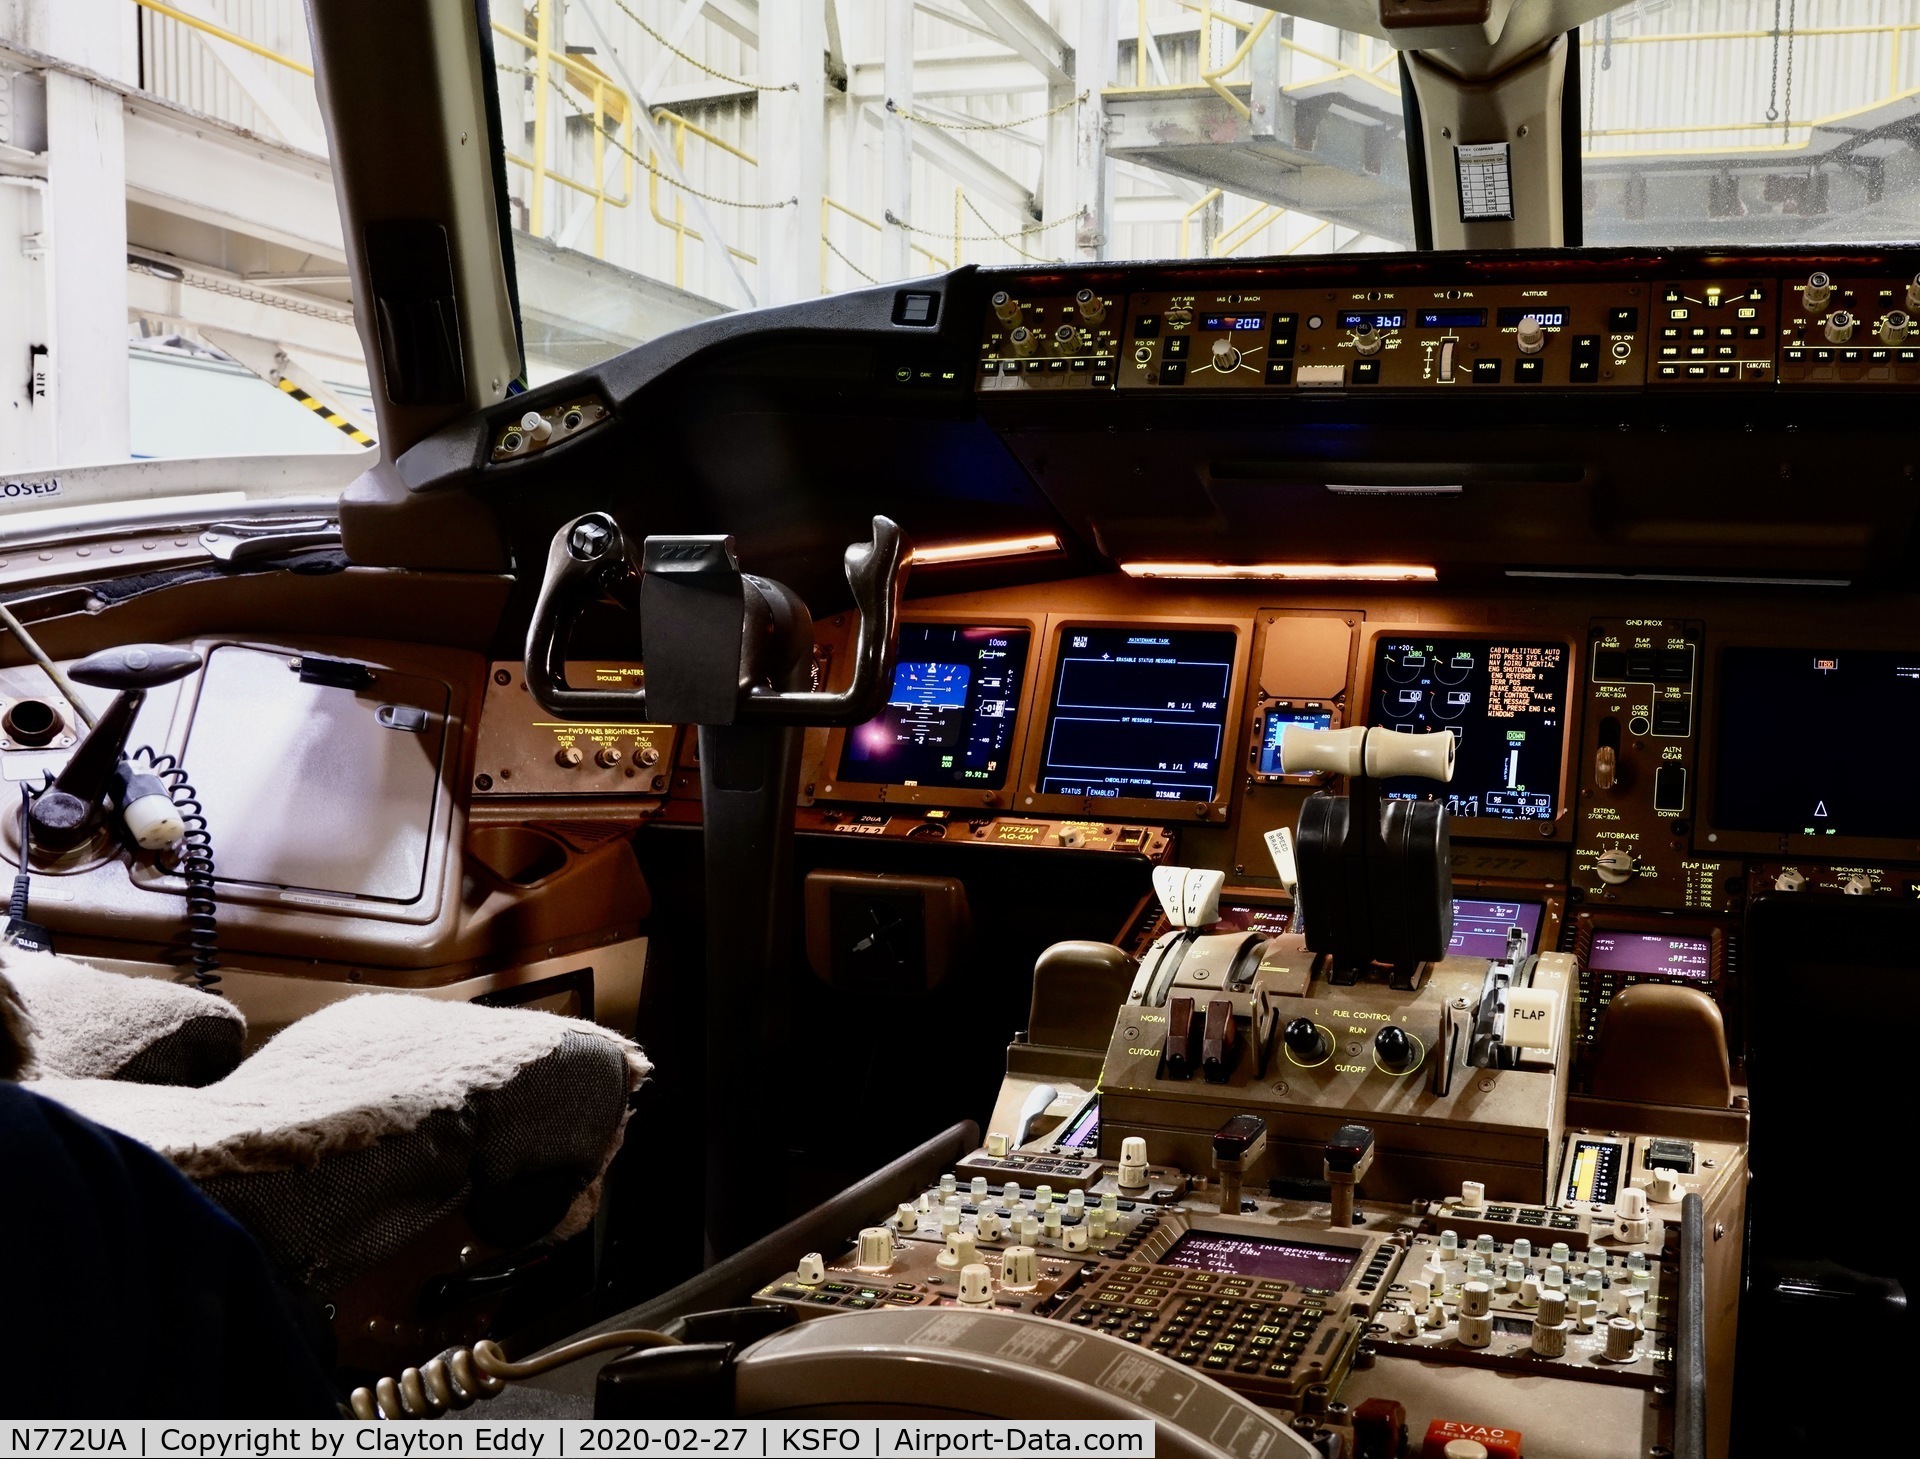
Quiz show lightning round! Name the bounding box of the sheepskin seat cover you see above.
[34,992,651,1295]
[2,948,245,1086]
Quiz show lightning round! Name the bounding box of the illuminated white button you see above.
[1503,987,1558,1049]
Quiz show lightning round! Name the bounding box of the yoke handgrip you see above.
[524,513,648,720]
[739,515,909,726]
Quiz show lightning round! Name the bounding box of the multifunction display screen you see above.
[1038,627,1236,802]
[1564,1138,1625,1205]
[1257,706,1334,775]
[1716,647,1920,840]
[1588,931,1712,980]
[1372,637,1569,821]
[1158,1232,1359,1290]
[1449,898,1544,959]
[837,624,1029,789]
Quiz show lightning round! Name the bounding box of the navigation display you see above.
[1371,636,1570,821]
[1159,1232,1358,1289]
[1716,647,1920,840]
[1038,627,1236,802]
[837,624,1029,789]
[1588,931,1712,980]
[1449,898,1544,959]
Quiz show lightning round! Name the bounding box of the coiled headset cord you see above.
[348,1330,681,1419]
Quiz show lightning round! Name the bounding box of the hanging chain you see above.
[884,205,1075,245]
[823,234,878,285]
[1781,0,1797,135]
[608,0,796,92]
[1766,0,1781,122]
[888,92,1086,133]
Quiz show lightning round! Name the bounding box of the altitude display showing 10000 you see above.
[1372,636,1569,821]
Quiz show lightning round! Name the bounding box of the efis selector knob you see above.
[1375,1024,1420,1073]
[1803,271,1834,312]
[858,1227,896,1270]
[1075,288,1105,324]
[1824,309,1856,343]
[1052,323,1080,355]
[1352,321,1383,356]
[1117,1137,1150,1190]
[1617,1186,1653,1243]
[1514,314,1547,355]
[1001,1245,1039,1289]
[958,1263,994,1306]
[1880,310,1912,344]
[992,290,1023,326]
[1009,325,1037,356]
[1284,1017,1329,1063]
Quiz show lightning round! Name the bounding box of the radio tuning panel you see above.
[1572,619,1730,911]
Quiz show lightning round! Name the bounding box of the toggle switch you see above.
[1375,1024,1421,1073]
[1201,998,1237,1082]
[1163,996,1197,1079]
[1284,1017,1330,1064]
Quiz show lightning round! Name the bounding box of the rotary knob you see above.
[1774,867,1806,892]
[938,1231,980,1269]
[1908,274,1920,312]
[958,1263,994,1306]
[1880,310,1912,345]
[1595,849,1637,885]
[857,1227,896,1270]
[555,743,585,768]
[1052,323,1080,355]
[1514,314,1547,355]
[1824,310,1856,344]
[992,290,1023,326]
[1374,1024,1420,1073]
[796,1252,826,1287]
[1117,1136,1149,1190]
[1001,1245,1039,1289]
[1352,321,1383,356]
[596,744,623,768]
[1802,271,1834,312]
[1008,325,1037,356]
[1075,287,1105,324]
[1844,873,1874,896]
[1617,1186,1652,1243]
[1211,338,1243,371]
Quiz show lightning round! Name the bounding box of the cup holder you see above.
[467,824,570,887]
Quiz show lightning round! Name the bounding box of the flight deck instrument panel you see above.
[830,623,1030,792]
[1368,635,1571,826]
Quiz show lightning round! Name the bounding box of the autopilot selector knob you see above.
[1211,338,1242,372]
[1802,271,1834,312]
[1374,1024,1420,1073]
[1514,314,1547,354]
[1824,310,1856,343]
[1352,321,1383,356]
[1284,1017,1329,1062]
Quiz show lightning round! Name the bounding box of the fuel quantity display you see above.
[1372,637,1569,821]
[837,624,1028,789]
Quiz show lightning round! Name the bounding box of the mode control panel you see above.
[1115,284,1648,391]
[1572,619,1727,909]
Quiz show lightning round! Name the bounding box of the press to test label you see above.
[0,1422,1157,1458]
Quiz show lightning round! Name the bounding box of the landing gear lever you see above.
[525,513,909,1258]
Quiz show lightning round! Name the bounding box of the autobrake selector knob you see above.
[1824,309,1856,343]
[1375,1024,1421,1073]
[1284,1017,1330,1063]
[1514,314,1547,354]
[1595,848,1637,885]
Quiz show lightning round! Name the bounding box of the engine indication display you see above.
[836,624,1029,790]
[1716,647,1920,841]
[1158,1231,1359,1290]
[1038,627,1236,802]
[1588,931,1712,980]
[1372,637,1570,822]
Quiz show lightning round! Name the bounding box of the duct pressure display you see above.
[1373,637,1569,820]
[837,624,1029,789]
[1039,627,1236,801]
[1716,647,1920,839]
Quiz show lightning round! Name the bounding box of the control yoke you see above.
[523,512,909,1260]
[525,512,909,727]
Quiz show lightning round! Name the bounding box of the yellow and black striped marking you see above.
[276,377,374,446]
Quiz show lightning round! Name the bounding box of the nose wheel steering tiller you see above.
[526,512,909,1258]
